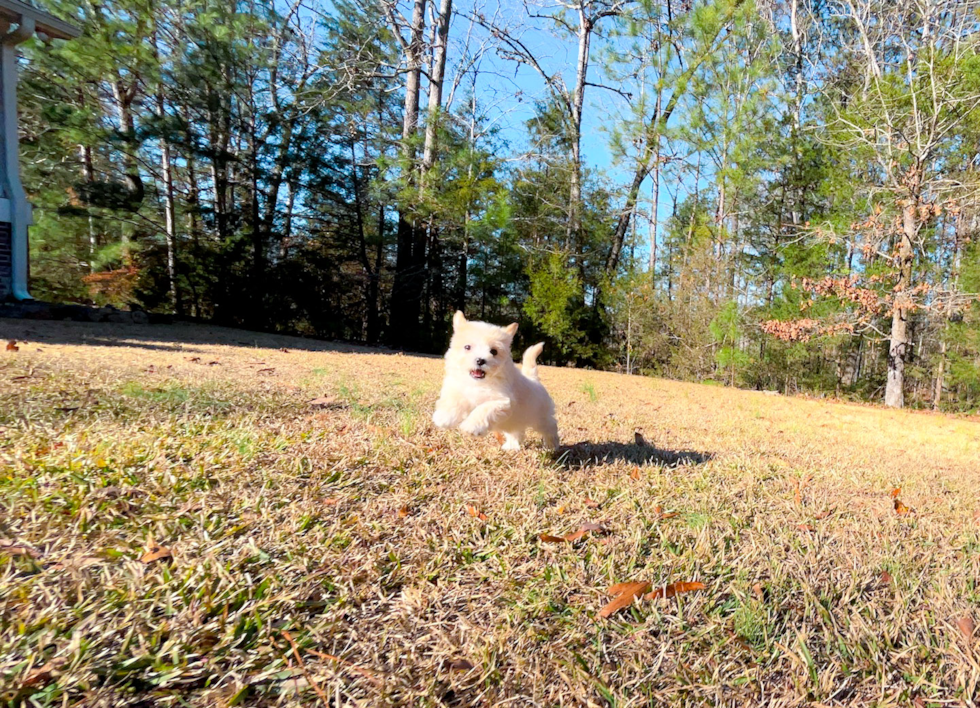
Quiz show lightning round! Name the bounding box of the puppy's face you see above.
[446,311,518,381]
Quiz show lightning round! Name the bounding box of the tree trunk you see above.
[281,182,296,259]
[426,221,444,337]
[350,134,376,341]
[208,103,230,244]
[110,79,143,263]
[933,338,946,410]
[649,144,660,278]
[184,147,202,318]
[417,0,452,341]
[390,0,428,348]
[78,142,97,273]
[157,92,181,315]
[884,205,916,408]
[565,9,591,248]
[420,0,452,181]
[366,204,386,344]
[110,80,144,207]
[933,211,963,410]
[248,113,264,326]
[151,21,181,314]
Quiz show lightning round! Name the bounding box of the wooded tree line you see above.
[20,0,980,410]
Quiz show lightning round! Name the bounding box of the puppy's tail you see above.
[521,342,545,381]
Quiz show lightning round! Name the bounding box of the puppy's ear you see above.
[453,311,467,330]
[504,322,519,339]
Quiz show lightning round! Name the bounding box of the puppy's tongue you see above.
[469,369,486,380]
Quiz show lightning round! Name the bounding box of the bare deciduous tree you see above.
[817,0,980,407]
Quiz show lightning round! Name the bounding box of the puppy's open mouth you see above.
[469,369,486,380]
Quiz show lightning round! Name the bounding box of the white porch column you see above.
[0,16,34,299]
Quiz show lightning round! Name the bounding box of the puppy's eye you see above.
[464,345,471,351]
[490,349,497,356]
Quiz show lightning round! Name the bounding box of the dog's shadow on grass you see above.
[552,441,713,470]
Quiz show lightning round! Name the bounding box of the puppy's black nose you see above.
[476,358,486,366]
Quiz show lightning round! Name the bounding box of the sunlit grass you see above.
[1,320,978,706]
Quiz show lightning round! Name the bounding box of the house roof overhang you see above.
[0,0,79,41]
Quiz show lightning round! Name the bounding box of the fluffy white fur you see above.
[432,311,559,450]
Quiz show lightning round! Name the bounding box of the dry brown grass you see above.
[1,320,979,707]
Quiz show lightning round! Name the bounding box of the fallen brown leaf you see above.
[6,340,19,352]
[279,348,290,353]
[793,474,812,508]
[139,544,173,564]
[186,356,201,363]
[606,581,639,595]
[653,505,679,520]
[465,504,488,522]
[584,498,600,509]
[890,487,902,499]
[813,506,837,520]
[644,581,707,600]
[21,659,65,689]
[309,396,338,408]
[207,360,221,366]
[257,368,275,374]
[566,523,605,542]
[797,523,815,532]
[599,581,652,618]
[541,523,606,544]
[894,498,911,515]
[957,615,975,642]
[752,583,765,602]
[563,530,589,543]
[397,505,410,519]
[630,467,641,481]
[0,539,40,559]
[448,658,475,672]
[493,431,504,444]
[634,431,647,446]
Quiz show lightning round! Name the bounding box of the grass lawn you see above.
[1,320,979,707]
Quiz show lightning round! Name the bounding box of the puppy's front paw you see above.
[459,417,488,436]
[432,408,457,429]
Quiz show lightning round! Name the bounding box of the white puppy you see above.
[432,311,559,450]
